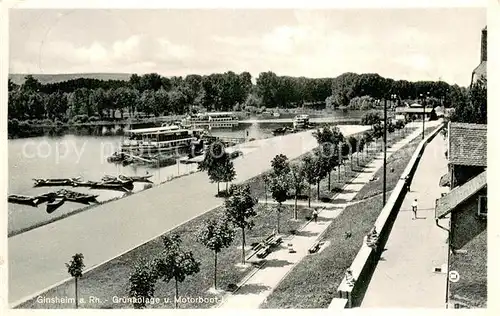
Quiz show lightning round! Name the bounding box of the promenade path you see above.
[216,121,441,309]
[360,131,449,308]
[8,125,368,306]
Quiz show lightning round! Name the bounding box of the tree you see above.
[199,142,235,195]
[271,154,290,176]
[129,259,159,309]
[268,173,290,233]
[66,253,85,309]
[371,122,384,151]
[450,78,486,124]
[362,131,374,159]
[221,155,236,193]
[155,235,200,308]
[361,112,382,125]
[224,184,257,264]
[314,126,343,190]
[290,163,306,219]
[196,215,235,289]
[347,136,358,169]
[302,154,319,207]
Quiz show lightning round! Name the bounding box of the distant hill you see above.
[9,73,132,85]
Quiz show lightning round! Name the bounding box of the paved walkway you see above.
[216,122,441,309]
[8,126,368,306]
[360,131,449,308]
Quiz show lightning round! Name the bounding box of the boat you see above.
[8,194,40,207]
[272,126,292,136]
[71,180,97,187]
[101,175,134,186]
[55,189,98,204]
[46,197,66,214]
[114,125,205,167]
[106,174,153,183]
[33,177,81,187]
[90,182,133,192]
[180,112,239,129]
[293,115,310,130]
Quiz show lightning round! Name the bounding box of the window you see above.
[478,196,487,216]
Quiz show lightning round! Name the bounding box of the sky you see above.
[8,7,486,86]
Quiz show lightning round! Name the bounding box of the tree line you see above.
[9,71,467,125]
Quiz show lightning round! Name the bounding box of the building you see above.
[435,122,487,308]
[394,106,435,121]
[471,26,487,85]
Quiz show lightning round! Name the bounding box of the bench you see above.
[308,240,321,254]
[256,245,272,259]
[267,235,282,247]
[246,233,280,261]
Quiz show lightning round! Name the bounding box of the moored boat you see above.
[90,182,133,192]
[55,189,98,204]
[8,194,40,207]
[46,197,66,214]
[33,177,81,187]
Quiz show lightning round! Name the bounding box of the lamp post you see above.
[383,98,387,206]
[420,93,425,140]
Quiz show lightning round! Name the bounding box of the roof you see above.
[197,112,235,116]
[409,103,423,108]
[472,61,487,83]
[448,122,487,166]
[395,107,433,114]
[436,171,487,218]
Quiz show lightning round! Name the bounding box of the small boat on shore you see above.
[46,197,66,214]
[71,180,96,187]
[33,177,81,187]
[8,194,40,207]
[272,126,293,136]
[90,182,133,192]
[55,189,98,204]
[103,174,153,183]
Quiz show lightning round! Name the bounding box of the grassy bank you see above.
[17,204,312,309]
[260,127,426,308]
[261,195,386,308]
[353,126,437,201]
[247,127,416,203]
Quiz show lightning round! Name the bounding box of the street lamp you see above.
[383,98,387,206]
[420,93,425,140]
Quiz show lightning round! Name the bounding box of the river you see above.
[7,111,369,236]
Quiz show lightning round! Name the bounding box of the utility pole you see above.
[383,98,387,206]
[422,101,426,140]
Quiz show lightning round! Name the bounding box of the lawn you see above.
[261,195,385,308]
[352,126,436,201]
[17,203,312,309]
[247,127,416,204]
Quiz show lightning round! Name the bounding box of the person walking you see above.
[312,208,319,223]
[411,198,418,220]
